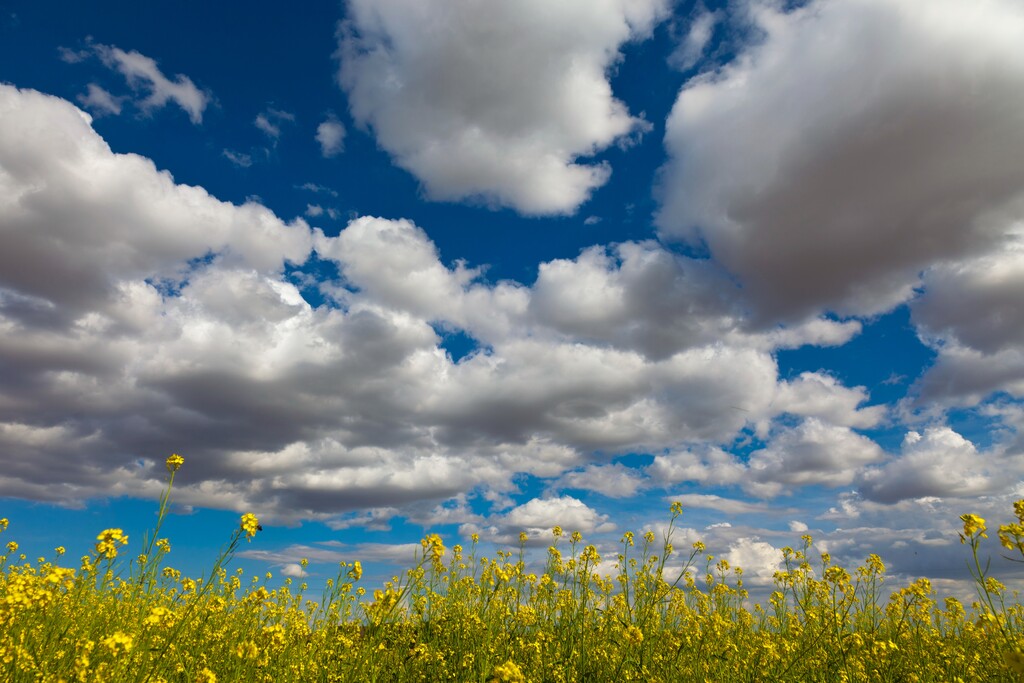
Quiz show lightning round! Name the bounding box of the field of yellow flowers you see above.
[2,454,1024,682]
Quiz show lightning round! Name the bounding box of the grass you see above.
[1,454,1024,682]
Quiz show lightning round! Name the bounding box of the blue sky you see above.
[2,0,1024,597]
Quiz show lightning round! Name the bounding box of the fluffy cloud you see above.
[551,464,648,499]
[858,427,1012,504]
[337,0,669,214]
[316,118,346,157]
[529,241,860,360]
[911,227,1024,405]
[744,419,885,497]
[722,537,783,586]
[0,86,311,317]
[658,0,1024,321]
[772,373,884,429]
[92,43,209,123]
[463,496,616,544]
[0,84,897,527]
[651,418,885,499]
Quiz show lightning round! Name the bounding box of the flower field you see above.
[2,456,1024,682]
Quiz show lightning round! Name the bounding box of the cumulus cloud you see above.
[911,227,1024,405]
[858,427,1011,503]
[316,117,346,157]
[551,464,648,498]
[723,537,783,585]
[658,0,1024,321]
[651,419,885,499]
[744,419,885,497]
[337,0,669,214]
[279,563,308,578]
[528,241,860,360]
[463,496,616,544]
[0,84,901,528]
[92,43,209,123]
[772,373,884,429]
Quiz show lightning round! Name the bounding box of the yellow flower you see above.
[6,541,17,553]
[670,501,683,516]
[240,513,260,540]
[552,525,563,539]
[95,528,128,559]
[101,631,133,656]
[195,668,218,683]
[624,625,644,646]
[1005,644,1024,675]
[55,546,66,556]
[518,531,529,544]
[490,660,526,683]
[960,514,987,542]
[0,518,8,531]
[347,561,362,581]
[421,533,444,561]
[234,640,260,660]
[144,606,175,628]
[165,453,184,472]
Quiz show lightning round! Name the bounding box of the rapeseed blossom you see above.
[960,513,987,542]
[101,631,133,656]
[2,480,1024,682]
[240,513,260,540]
[95,528,128,559]
[165,453,184,472]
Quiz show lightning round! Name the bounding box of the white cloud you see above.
[255,108,294,140]
[305,204,324,217]
[297,182,339,197]
[658,0,1024,321]
[77,83,124,116]
[773,372,884,429]
[316,118,346,157]
[723,537,783,586]
[93,43,209,123]
[652,419,886,499]
[649,446,749,489]
[0,84,910,527]
[527,241,860,360]
[672,494,790,516]
[745,419,885,498]
[858,427,1011,503]
[279,563,308,578]
[464,496,615,544]
[223,149,253,167]
[552,464,647,498]
[337,0,670,214]
[911,228,1024,405]
[58,46,91,64]
[669,5,718,71]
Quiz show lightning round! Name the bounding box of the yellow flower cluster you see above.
[165,453,184,472]
[95,528,128,560]
[1,454,1024,683]
[240,513,260,541]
